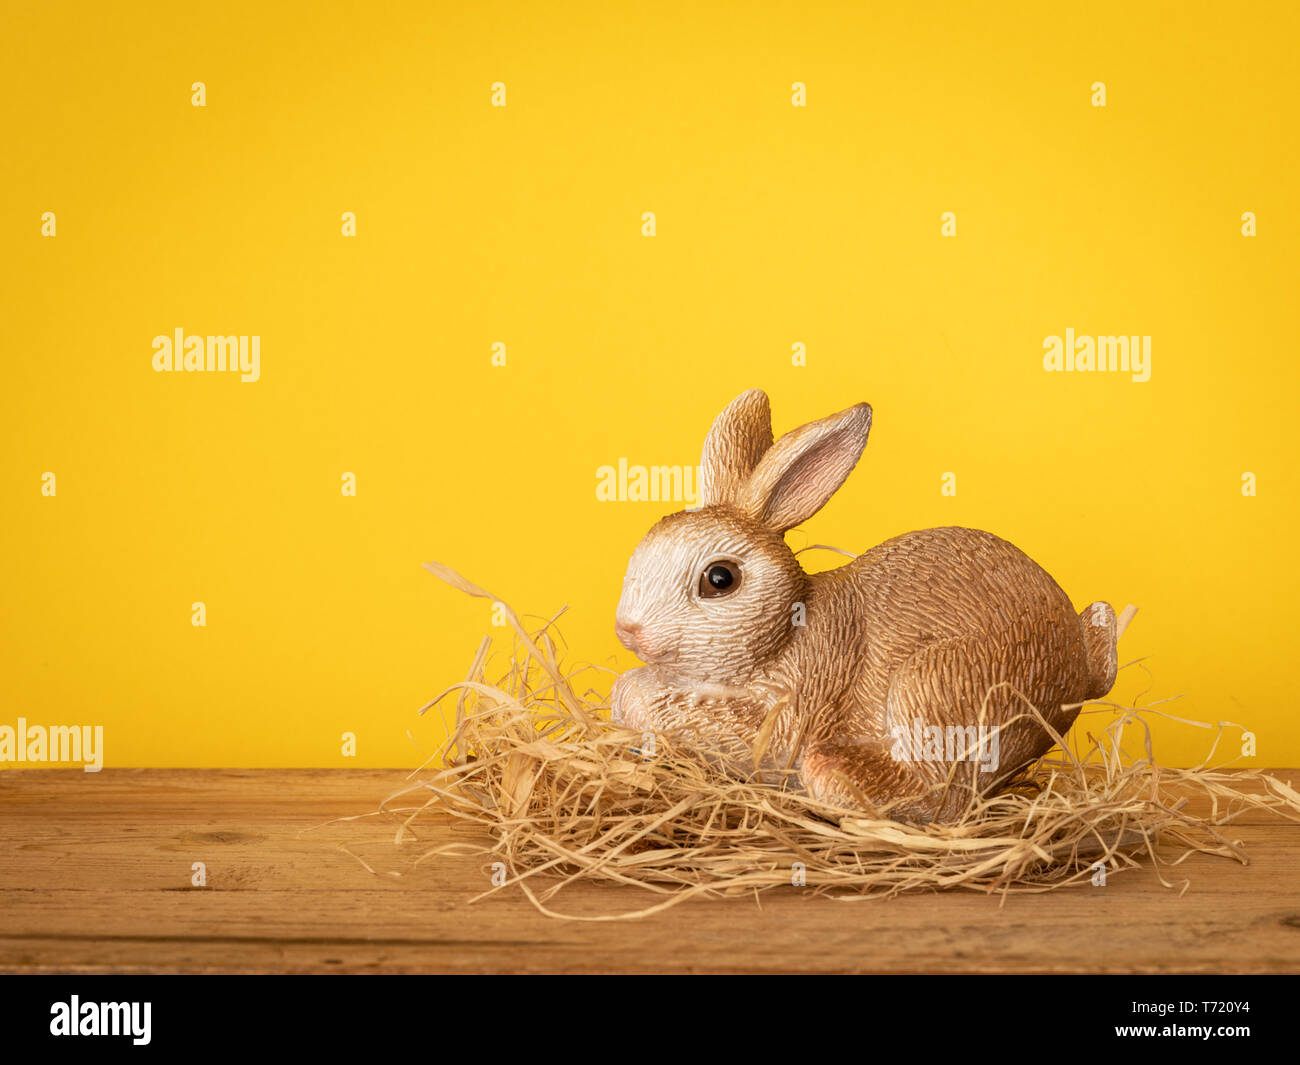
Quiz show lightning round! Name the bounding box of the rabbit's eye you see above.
[699,561,741,598]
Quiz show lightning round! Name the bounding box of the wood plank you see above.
[1,769,1298,974]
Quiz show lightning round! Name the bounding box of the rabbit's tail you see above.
[1077,601,1121,699]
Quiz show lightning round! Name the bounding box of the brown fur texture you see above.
[611,389,1118,823]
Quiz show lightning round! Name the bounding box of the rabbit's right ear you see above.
[700,389,773,506]
[738,402,872,533]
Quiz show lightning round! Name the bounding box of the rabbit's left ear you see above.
[738,403,872,532]
[701,389,773,506]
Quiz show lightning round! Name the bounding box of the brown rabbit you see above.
[610,389,1119,822]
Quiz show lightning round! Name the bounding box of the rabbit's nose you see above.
[615,620,642,652]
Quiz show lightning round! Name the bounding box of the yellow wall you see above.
[2,1,1296,768]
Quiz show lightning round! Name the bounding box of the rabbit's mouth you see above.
[638,649,678,665]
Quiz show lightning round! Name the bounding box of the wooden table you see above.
[2,769,1298,974]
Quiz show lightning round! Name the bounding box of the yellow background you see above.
[2,1,1296,767]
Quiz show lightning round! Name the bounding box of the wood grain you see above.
[1,769,1298,974]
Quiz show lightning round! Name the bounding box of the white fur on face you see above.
[615,510,803,680]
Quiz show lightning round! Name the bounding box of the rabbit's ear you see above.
[738,403,871,532]
[700,389,773,506]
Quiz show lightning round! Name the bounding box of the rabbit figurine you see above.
[610,389,1119,822]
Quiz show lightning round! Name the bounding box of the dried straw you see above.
[357,561,1300,920]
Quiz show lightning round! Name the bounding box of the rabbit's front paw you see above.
[610,667,659,731]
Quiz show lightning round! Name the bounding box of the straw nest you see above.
[347,561,1300,920]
